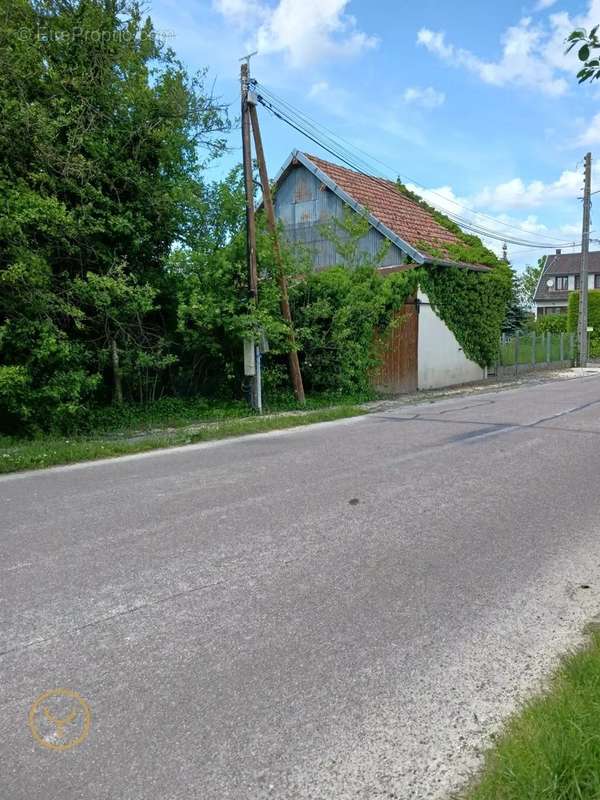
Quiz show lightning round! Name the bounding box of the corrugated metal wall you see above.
[274,164,406,270]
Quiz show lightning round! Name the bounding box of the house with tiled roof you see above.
[272,150,493,273]
[534,249,600,317]
[271,150,497,393]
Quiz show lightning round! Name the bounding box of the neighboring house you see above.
[534,249,600,317]
[270,150,494,393]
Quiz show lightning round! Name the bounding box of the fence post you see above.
[570,332,575,362]
[532,331,536,367]
[515,333,520,376]
[560,332,564,362]
[546,331,551,364]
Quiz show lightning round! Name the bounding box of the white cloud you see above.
[415,29,453,60]
[471,166,589,210]
[401,163,591,262]
[576,111,600,145]
[417,2,600,97]
[307,80,354,116]
[214,0,378,67]
[214,0,266,26]
[535,0,558,10]
[403,86,445,109]
[417,18,568,96]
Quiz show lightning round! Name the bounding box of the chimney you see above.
[556,248,562,255]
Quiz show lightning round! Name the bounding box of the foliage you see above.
[533,314,568,334]
[519,260,544,308]
[261,206,418,396]
[0,1,516,436]
[419,262,513,367]
[0,0,229,432]
[290,264,418,395]
[566,26,600,83]
[503,266,530,335]
[567,290,600,357]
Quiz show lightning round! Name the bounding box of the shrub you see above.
[535,314,568,334]
[290,266,418,394]
[567,290,600,357]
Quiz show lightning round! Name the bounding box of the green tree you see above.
[502,266,529,335]
[0,0,228,431]
[519,259,544,308]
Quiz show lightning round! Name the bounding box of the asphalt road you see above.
[3,373,600,800]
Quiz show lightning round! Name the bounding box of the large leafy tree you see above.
[0,0,228,430]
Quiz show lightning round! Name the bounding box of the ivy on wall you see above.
[417,262,513,368]
[394,182,512,367]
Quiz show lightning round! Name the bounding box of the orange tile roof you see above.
[303,153,462,256]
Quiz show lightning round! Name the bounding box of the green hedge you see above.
[567,290,600,357]
[535,314,568,334]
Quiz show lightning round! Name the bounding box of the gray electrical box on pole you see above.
[578,151,592,367]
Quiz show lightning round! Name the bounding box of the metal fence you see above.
[493,331,575,377]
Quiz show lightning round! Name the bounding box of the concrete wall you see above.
[417,289,486,390]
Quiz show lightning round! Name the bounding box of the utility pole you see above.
[578,151,592,367]
[240,55,261,410]
[248,97,306,405]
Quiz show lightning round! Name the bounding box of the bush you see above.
[534,315,568,334]
[290,266,418,394]
[567,290,600,357]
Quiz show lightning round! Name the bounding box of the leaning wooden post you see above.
[248,99,305,405]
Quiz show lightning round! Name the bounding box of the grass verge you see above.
[0,405,365,474]
[461,628,600,800]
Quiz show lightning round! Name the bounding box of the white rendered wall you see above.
[417,289,486,390]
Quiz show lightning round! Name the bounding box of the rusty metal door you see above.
[371,301,419,394]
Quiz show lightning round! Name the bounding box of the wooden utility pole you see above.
[248,99,305,405]
[578,151,592,367]
[240,59,260,410]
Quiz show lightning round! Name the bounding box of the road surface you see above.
[3,373,600,799]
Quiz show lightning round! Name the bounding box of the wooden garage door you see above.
[371,301,418,394]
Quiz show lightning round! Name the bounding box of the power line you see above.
[254,81,579,251]
[255,81,577,248]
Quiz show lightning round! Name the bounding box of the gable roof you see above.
[272,150,493,272]
[534,250,600,302]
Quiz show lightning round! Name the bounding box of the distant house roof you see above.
[272,150,493,272]
[534,250,600,302]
